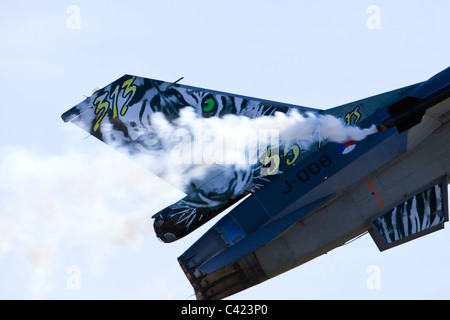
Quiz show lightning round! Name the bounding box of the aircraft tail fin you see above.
[62,74,318,243]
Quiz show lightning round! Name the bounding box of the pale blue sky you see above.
[0,1,449,299]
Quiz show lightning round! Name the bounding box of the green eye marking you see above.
[202,97,216,112]
[143,137,158,147]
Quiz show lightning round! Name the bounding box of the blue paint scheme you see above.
[200,196,331,274]
[187,125,408,275]
[207,112,407,243]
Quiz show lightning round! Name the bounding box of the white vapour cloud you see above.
[121,108,377,191]
[0,145,182,269]
[154,108,377,162]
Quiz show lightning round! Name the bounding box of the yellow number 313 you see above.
[93,77,137,132]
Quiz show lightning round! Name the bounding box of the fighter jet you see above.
[62,66,450,300]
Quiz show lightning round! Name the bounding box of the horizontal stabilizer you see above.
[369,176,448,251]
[198,195,331,274]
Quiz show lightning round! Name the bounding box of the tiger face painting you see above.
[62,74,312,242]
